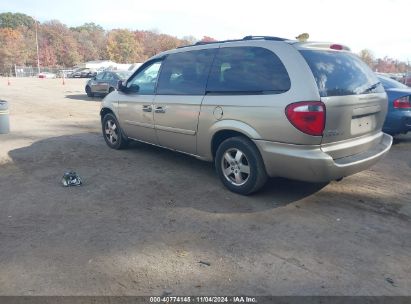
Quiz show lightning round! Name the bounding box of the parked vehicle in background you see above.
[86,70,131,97]
[100,36,392,195]
[377,74,411,136]
[69,68,97,78]
[57,69,74,78]
[404,72,411,87]
[38,72,56,79]
[68,69,82,78]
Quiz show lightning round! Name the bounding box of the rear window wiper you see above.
[361,82,381,94]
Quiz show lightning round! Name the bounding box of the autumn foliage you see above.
[2,12,408,76]
[358,49,409,74]
[0,12,208,74]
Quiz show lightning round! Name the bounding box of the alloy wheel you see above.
[221,148,250,186]
[104,119,118,145]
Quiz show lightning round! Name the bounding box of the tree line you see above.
[0,12,210,74]
[359,49,409,74]
[0,12,409,75]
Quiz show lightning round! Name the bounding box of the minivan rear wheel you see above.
[215,136,267,195]
[102,113,128,149]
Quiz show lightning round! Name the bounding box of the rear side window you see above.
[300,50,385,97]
[207,47,291,94]
[157,49,216,95]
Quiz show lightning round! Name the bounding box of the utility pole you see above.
[35,18,40,74]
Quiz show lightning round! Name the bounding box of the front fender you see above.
[100,93,119,118]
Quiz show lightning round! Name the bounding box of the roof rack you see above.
[242,35,288,41]
[177,35,289,49]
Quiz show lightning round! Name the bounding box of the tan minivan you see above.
[100,36,392,194]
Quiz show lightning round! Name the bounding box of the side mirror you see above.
[128,84,140,93]
[117,80,139,93]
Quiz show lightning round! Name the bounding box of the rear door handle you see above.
[142,105,152,112]
[154,106,166,113]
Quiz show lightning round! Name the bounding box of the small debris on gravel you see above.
[161,290,172,297]
[385,277,396,286]
[61,170,82,187]
[199,261,211,266]
[176,249,188,257]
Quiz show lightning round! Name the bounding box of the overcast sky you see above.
[1,0,410,61]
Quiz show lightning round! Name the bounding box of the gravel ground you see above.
[0,77,410,296]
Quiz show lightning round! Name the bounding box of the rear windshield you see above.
[300,50,384,97]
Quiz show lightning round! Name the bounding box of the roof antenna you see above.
[296,33,309,42]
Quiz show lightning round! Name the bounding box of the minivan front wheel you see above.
[102,113,128,149]
[215,136,267,195]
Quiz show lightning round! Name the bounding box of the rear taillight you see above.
[393,96,411,109]
[285,101,326,136]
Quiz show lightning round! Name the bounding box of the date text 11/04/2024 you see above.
[149,296,257,303]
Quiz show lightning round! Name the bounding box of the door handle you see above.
[154,106,166,113]
[142,105,152,112]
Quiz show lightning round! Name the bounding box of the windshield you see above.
[300,50,385,97]
[377,75,408,89]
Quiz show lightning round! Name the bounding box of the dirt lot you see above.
[0,77,410,296]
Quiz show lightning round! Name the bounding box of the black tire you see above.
[102,113,128,149]
[108,87,115,93]
[215,136,267,195]
[85,86,94,97]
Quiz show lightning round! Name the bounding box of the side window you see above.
[127,61,162,94]
[157,49,216,95]
[102,73,112,80]
[207,47,291,94]
[95,72,105,80]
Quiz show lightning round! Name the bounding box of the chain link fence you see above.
[14,66,73,78]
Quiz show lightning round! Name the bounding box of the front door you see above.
[118,60,163,143]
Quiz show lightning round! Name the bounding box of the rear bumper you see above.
[383,111,411,135]
[254,132,393,182]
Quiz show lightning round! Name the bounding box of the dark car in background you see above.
[85,70,131,97]
[377,74,411,136]
[70,68,97,78]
